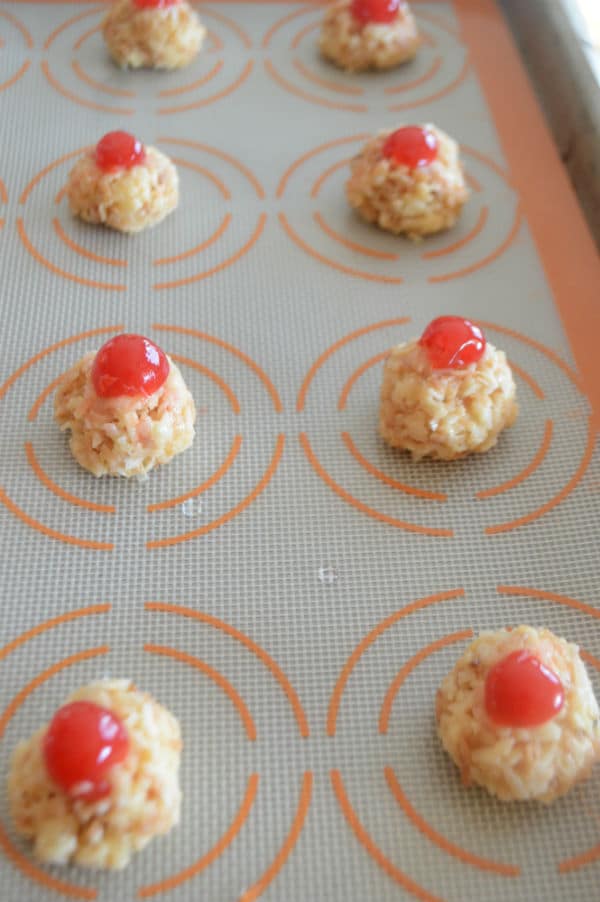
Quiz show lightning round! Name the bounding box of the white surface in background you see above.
[564,0,600,82]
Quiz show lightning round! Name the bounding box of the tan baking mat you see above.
[1,1,600,900]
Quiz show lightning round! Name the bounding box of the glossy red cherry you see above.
[419,316,485,369]
[95,131,145,173]
[351,0,402,25]
[43,701,129,801]
[92,334,170,398]
[382,126,438,169]
[485,650,565,728]
[134,0,180,8]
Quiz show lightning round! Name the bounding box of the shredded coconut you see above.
[67,145,179,234]
[436,627,600,802]
[379,338,517,459]
[103,0,205,69]
[54,351,196,478]
[9,680,182,869]
[346,124,469,239]
[319,0,419,71]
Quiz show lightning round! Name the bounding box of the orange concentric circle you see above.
[278,135,521,285]
[0,10,32,96]
[136,640,259,897]
[0,602,310,900]
[42,4,252,117]
[19,142,265,292]
[0,327,125,550]
[262,5,468,116]
[329,585,600,896]
[0,326,283,549]
[137,604,312,900]
[298,318,591,537]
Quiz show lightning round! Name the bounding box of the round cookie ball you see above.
[8,679,182,869]
[54,334,196,478]
[436,626,600,802]
[103,0,205,70]
[346,124,469,239]
[379,317,518,460]
[67,131,179,234]
[320,0,419,72]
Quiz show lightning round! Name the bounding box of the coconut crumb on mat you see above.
[103,0,205,69]
[67,145,179,234]
[320,0,419,71]
[54,351,196,478]
[436,626,600,802]
[379,339,517,460]
[9,680,182,869]
[346,124,469,239]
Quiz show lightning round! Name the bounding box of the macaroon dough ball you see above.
[436,626,600,802]
[379,317,518,460]
[320,0,419,72]
[103,0,205,69]
[66,131,179,234]
[346,124,469,239]
[8,679,182,869]
[54,333,196,478]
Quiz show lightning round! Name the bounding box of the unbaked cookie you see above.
[436,626,600,802]
[103,0,205,70]
[54,333,196,478]
[346,124,469,239]
[66,131,179,234]
[320,0,419,72]
[8,679,182,869]
[379,317,518,460]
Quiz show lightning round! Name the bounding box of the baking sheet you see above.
[1,2,600,900]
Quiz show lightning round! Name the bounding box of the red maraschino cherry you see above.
[95,131,145,173]
[134,0,180,8]
[419,316,485,369]
[92,334,170,398]
[382,126,438,169]
[43,701,129,801]
[485,650,565,728]
[351,0,402,25]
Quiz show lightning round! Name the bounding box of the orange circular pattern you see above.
[0,604,311,899]
[328,586,600,895]
[18,143,266,292]
[278,136,520,285]
[298,318,590,537]
[263,5,469,116]
[42,5,252,117]
[0,326,283,549]
[0,10,32,97]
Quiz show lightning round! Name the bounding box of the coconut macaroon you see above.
[346,124,468,239]
[67,131,178,234]
[379,317,517,460]
[436,626,600,803]
[103,0,205,70]
[8,679,182,869]
[54,334,196,478]
[320,0,419,72]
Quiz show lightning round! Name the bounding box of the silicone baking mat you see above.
[1,1,600,900]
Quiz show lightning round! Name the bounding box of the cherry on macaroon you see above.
[419,316,485,369]
[92,334,170,398]
[382,126,438,169]
[43,701,129,801]
[95,131,146,174]
[485,650,565,728]
[134,0,180,8]
[351,0,402,25]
